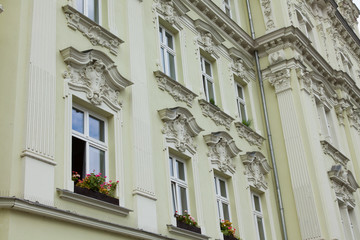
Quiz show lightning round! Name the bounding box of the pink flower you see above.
[117,181,119,183]
[104,176,107,178]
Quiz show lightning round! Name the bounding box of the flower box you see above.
[176,219,202,234]
[223,234,238,240]
[74,186,119,205]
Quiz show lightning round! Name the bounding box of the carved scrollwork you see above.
[234,122,265,149]
[204,132,241,175]
[241,152,271,190]
[259,0,276,32]
[321,140,349,166]
[194,19,225,56]
[152,0,189,26]
[198,99,234,130]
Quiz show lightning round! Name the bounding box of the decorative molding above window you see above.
[234,122,265,149]
[198,99,234,130]
[62,5,124,55]
[328,165,359,208]
[57,188,132,216]
[335,99,350,126]
[259,0,276,32]
[241,152,271,190]
[203,131,240,175]
[61,47,133,111]
[152,0,190,26]
[167,225,210,240]
[194,19,225,56]
[154,71,198,107]
[347,107,360,130]
[158,107,203,154]
[321,140,349,166]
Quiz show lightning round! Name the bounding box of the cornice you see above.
[198,99,234,130]
[234,122,265,149]
[154,71,198,107]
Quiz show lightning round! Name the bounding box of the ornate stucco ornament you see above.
[296,68,312,94]
[158,107,203,154]
[267,68,291,94]
[347,107,360,130]
[259,0,276,32]
[328,165,359,207]
[204,132,241,175]
[228,47,251,81]
[234,122,265,149]
[338,0,359,29]
[241,152,271,190]
[198,99,234,130]
[321,140,349,166]
[152,0,189,26]
[335,99,351,126]
[194,19,225,56]
[153,71,197,107]
[61,47,132,111]
[62,5,123,55]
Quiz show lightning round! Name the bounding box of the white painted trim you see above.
[167,224,210,240]
[21,150,57,166]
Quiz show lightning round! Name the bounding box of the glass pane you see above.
[89,115,105,141]
[217,200,221,219]
[171,182,177,213]
[223,203,230,221]
[93,0,99,24]
[72,108,84,133]
[257,216,266,240]
[214,177,218,194]
[159,27,163,43]
[203,76,208,100]
[177,160,185,181]
[168,52,176,80]
[240,104,247,122]
[165,31,174,49]
[226,7,231,17]
[205,61,212,76]
[219,179,227,198]
[87,0,99,23]
[160,48,165,73]
[200,58,204,72]
[75,0,84,13]
[169,157,174,177]
[89,146,105,175]
[237,85,244,99]
[254,195,261,212]
[207,80,215,103]
[180,186,188,213]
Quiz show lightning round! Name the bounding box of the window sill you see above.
[198,99,234,130]
[56,188,132,216]
[320,140,349,166]
[234,121,265,149]
[167,224,210,240]
[154,71,198,107]
[62,5,124,56]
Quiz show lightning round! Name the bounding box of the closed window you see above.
[214,176,230,221]
[72,106,107,179]
[75,0,100,24]
[169,156,188,214]
[252,193,266,240]
[223,0,231,17]
[201,56,216,104]
[236,83,247,122]
[159,26,177,80]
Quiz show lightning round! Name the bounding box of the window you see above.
[72,106,107,179]
[252,193,266,240]
[75,0,100,24]
[159,26,176,80]
[214,176,230,221]
[236,83,247,122]
[201,56,216,104]
[296,11,315,45]
[316,100,338,147]
[169,156,188,214]
[223,0,231,17]
[341,54,354,79]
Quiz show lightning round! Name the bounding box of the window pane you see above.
[159,27,163,43]
[214,177,218,194]
[223,203,230,221]
[254,195,261,212]
[168,52,176,80]
[177,160,185,181]
[237,85,244,99]
[87,0,99,23]
[217,200,221,219]
[180,186,188,213]
[72,136,86,179]
[219,179,227,198]
[207,80,215,103]
[169,157,174,177]
[75,0,84,13]
[205,61,212,76]
[72,108,84,133]
[165,31,174,49]
[257,217,266,240]
[171,182,177,213]
[240,104,246,121]
[89,146,105,174]
[203,76,208,100]
[160,48,165,73]
[89,115,105,141]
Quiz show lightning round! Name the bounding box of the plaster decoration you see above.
[259,0,276,32]
[267,69,292,94]
[335,99,350,126]
[231,58,246,79]
[321,140,349,166]
[198,99,234,130]
[268,50,285,65]
[203,132,241,175]
[62,5,123,55]
[154,71,197,107]
[60,47,132,111]
[158,107,203,154]
[152,0,189,26]
[194,19,225,56]
[347,107,360,130]
[328,165,359,207]
[234,122,265,149]
[296,68,312,94]
[241,152,271,190]
[338,0,359,29]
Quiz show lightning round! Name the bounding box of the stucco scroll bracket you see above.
[198,99,234,130]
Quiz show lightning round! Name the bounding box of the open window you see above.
[201,56,216,104]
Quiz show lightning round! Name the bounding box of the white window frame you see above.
[214,176,231,221]
[159,25,177,80]
[169,156,189,214]
[223,0,232,18]
[201,56,216,104]
[236,83,247,122]
[72,104,108,177]
[252,193,266,240]
[75,0,101,24]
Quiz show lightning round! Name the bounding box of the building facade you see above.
[1,0,360,239]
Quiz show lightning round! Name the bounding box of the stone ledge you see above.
[320,140,349,166]
[234,122,265,149]
[57,188,132,216]
[167,224,210,240]
[198,99,234,130]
